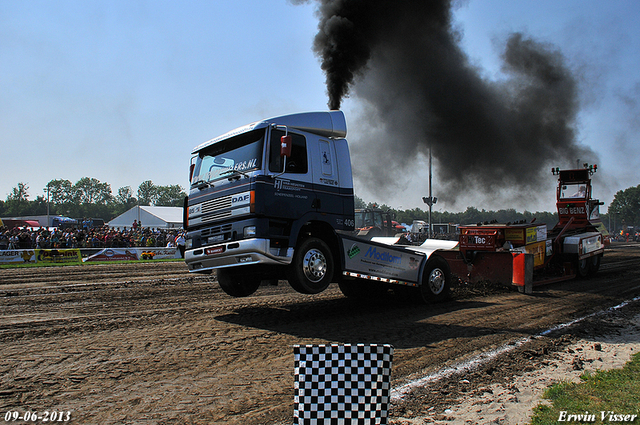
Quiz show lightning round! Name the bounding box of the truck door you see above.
[312,139,340,214]
[265,129,315,220]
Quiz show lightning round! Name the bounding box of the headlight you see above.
[243,226,257,238]
[185,238,193,249]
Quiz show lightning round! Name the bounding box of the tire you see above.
[588,254,601,275]
[217,267,261,297]
[287,237,334,294]
[418,256,451,303]
[577,258,589,278]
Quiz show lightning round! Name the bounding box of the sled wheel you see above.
[588,254,601,275]
[577,258,589,278]
[419,256,452,303]
[217,267,261,297]
[287,237,334,294]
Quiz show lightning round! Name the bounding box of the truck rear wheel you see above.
[217,267,261,297]
[418,256,451,303]
[287,237,334,294]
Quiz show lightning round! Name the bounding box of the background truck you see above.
[183,111,605,301]
[441,164,607,293]
[354,208,405,239]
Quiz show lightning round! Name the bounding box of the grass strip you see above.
[530,352,640,424]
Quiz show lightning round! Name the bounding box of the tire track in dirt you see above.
[0,261,192,288]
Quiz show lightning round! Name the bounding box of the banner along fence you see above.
[0,247,180,264]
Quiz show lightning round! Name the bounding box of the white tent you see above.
[107,206,183,230]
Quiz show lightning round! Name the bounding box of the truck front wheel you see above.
[287,237,334,294]
[217,267,261,297]
[418,256,452,303]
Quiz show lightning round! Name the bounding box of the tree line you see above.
[354,196,561,229]
[2,178,638,232]
[356,183,640,233]
[1,178,186,221]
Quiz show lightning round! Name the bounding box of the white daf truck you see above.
[183,111,458,302]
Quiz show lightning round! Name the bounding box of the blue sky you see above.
[1,0,639,213]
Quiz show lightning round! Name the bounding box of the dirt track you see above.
[1,244,640,424]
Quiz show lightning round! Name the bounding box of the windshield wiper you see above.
[192,179,213,190]
[221,169,249,180]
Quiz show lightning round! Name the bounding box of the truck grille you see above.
[201,224,233,238]
[190,191,251,229]
[201,211,233,223]
[201,194,233,214]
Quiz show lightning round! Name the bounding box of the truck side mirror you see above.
[281,135,292,158]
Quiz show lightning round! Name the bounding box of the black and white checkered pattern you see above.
[293,344,394,425]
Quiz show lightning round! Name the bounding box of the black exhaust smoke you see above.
[296,0,597,207]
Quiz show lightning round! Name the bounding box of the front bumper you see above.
[184,238,293,272]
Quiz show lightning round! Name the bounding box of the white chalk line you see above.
[390,295,640,401]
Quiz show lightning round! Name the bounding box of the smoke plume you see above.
[299,0,597,209]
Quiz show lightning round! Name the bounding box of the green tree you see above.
[137,180,157,206]
[4,182,31,216]
[29,195,49,215]
[608,184,640,227]
[73,177,112,205]
[7,182,29,202]
[114,186,137,212]
[45,179,74,204]
[155,185,186,207]
[350,197,561,230]
[115,186,136,205]
[395,207,427,225]
[135,181,185,207]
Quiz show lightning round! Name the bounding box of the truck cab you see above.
[184,111,355,296]
[552,165,607,238]
[354,208,403,239]
[549,164,606,277]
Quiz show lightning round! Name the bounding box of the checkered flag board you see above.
[293,344,394,425]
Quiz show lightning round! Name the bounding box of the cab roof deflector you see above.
[192,111,347,154]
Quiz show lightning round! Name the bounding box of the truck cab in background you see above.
[354,208,404,239]
[183,111,355,297]
[549,165,608,277]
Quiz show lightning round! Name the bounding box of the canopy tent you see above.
[107,206,183,230]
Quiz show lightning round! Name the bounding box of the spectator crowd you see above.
[0,224,185,251]
[611,231,640,243]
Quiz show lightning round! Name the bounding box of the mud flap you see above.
[512,253,534,294]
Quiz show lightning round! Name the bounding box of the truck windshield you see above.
[192,129,265,186]
[355,211,383,228]
[560,183,587,199]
